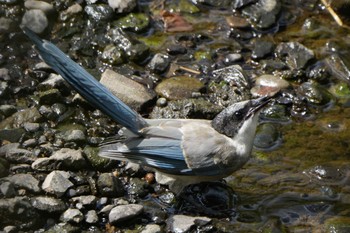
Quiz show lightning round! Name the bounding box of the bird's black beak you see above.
[246,96,272,119]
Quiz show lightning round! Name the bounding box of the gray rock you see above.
[39,89,63,105]
[65,129,86,143]
[108,0,137,12]
[60,208,84,223]
[141,224,162,233]
[252,40,275,60]
[155,76,204,100]
[85,210,99,224]
[250,74,290,97]
[38,73,65,91]
[84,4,114,21]
[22,138,38,148]
[0,143,20,156]
[0,17,13,33]
[166,215,212,233]
[109,204,143,224]
[0,107,42,129]
[31,196,67,213]
[101,44,125,65]
[0,181,16,197]
[275,42,315,70]
[24,0,55,13]
[147,53,170,74]
[100,69,155,111]
[32,148,88,171]
[97,173,124,197]
[60,3,83,21]
[0,104,16,117]
[71,195,97,207]
[0,197,41,229]
[232,0,257,9]
[23,122,40,132]
[242,0,281,29]
[3,225,17,233]
[0,128,25,143]
[42,170,73,197]
[99,204,116,214]
[43,222,80,232]
[9,164,32,173]
[0,158,9,178]
[21,9,48,34]
[0,68,10,81]
[3,173,41,193]
[0,81,9,97]
[5,148,36,164]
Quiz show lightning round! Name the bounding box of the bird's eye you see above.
[233,110,244,120]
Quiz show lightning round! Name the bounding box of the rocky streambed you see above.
[1,0,350,232]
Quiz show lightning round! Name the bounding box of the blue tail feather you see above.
[23,27,148,135]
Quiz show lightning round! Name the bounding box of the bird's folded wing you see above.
[99,126,191,174]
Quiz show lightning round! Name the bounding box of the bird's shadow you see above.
[174,182,238,218]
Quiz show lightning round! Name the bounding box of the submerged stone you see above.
[155,76,204,100]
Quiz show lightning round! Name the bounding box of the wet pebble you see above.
[23,122,40,132]
[0,107,42,128]
[0,128,25,143]
[0,181,16,197]
[32,148,88,171]
[38,73,65,91]
[21,9,48,34]
[252,39,275,60]
[155,76,204,100]
[108,0,137,12]
[324,216,350,233]
[166,215,211,233]
[5,148,35,164]
[0,68,10,81]
[60,208,84,223]
[147,53,170,74]
[260,104,291,123]
[0,197,41,229]
[275,42,315,70]
[24,1,54,14]
[31,196,67,213]
[251,74,289,97]
[3,173,41,193]
[114,13,149,32]
[101,45,124,65]
[0,17,13,33]
[325,54,350,84]
[0,105,16,117]
[108,204,144,224]
[60,3,83,21]
[72,195,97,208]
[84,4,114,21]
[38,89,63,105]
[42,170,73,197]
[297,82,333,106]
[254,123,281,150]
[225,15,250,28]
[97,173,124,197]
[85,210,99,224]
[141,224,162,233]
[242,0,281,29]
[64,129,86,144]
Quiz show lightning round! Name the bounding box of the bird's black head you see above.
[211,96,271,137]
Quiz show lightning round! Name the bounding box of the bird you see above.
[23,27,272,193]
